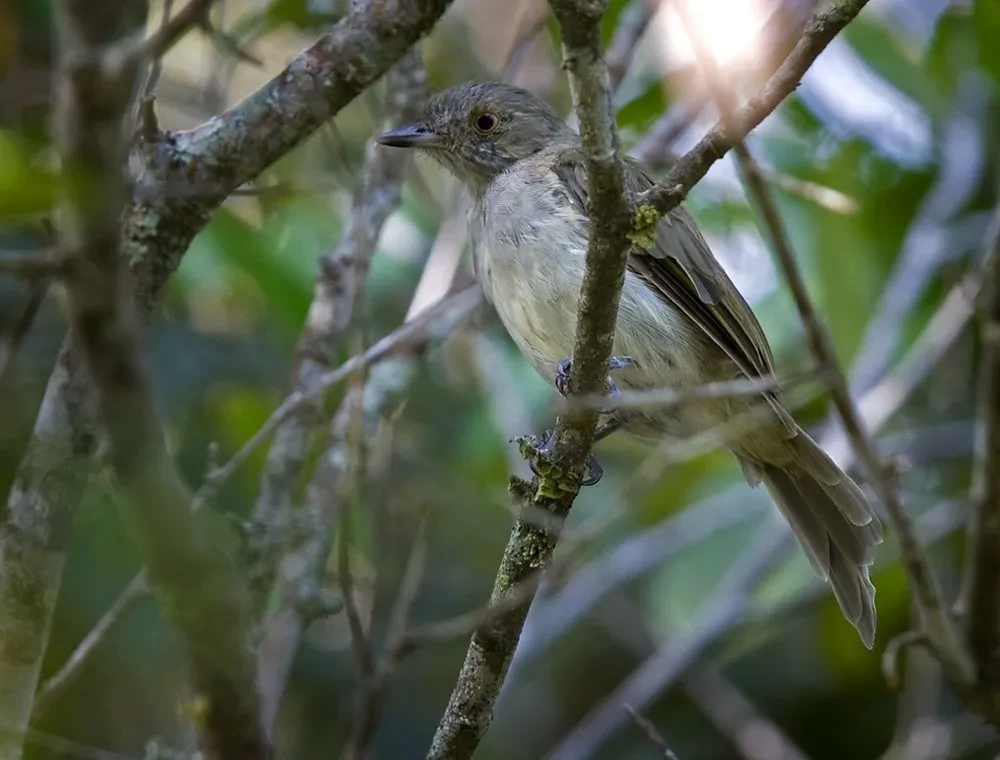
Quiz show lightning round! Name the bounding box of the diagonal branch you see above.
[633,0,873,226]
[676,0,974,693]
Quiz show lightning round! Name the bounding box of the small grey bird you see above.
[377,82,883,647]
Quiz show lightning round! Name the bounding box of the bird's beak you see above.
[375,124,440,148]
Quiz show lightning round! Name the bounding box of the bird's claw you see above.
[555,355,635,400]
[524,430,604,487]
[581,454,603,486]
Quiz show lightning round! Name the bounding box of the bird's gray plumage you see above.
[377,82,883,648]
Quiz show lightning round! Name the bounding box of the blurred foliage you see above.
[1,0,999,759]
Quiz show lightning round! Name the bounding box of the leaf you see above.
[0,130,57,220]
[843,17,944,117]
[616,81,669,133]
[601,0,634,46]
[193,207,313,333]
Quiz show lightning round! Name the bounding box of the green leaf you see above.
[601,0,634,46]
[926,5,979,93]
[192,207,313,333]
[0,130,57,220]
[973,0,1000,87]
[616,81,669,133]
[843,17,944,117]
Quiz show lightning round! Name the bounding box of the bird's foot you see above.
[518,429,605,488]
[555,355,635,402]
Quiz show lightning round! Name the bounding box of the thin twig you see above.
[117,0,221,68]
[247,49,426,613]
[32,572,149,719]
[548,526,791,760]
[680,0,973,687]
[0,253,65,279]
[343,518,429,760]
[142,0,175,99]
[684,665,811,760]
[635,0,874,221]
[338,345,376,682]
[622,704,680,759]
[606,0,653,89]
[193,286,482,514]
[561,370,815,413]
[0,280,49,386]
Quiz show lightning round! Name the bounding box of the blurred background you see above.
[1,0,999,757]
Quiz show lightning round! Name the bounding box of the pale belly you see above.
[470,166,747,440]
[475,224,734,439]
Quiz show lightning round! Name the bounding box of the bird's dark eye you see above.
[473,112,499,134]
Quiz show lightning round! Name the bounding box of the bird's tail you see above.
[742,429,883,648]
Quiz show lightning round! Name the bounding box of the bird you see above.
[376,81,883,648]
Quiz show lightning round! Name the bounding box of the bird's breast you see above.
[471,168,710,397]
[473,173,588,381]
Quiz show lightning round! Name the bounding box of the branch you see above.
[32,572,149,719]
[962,202,1000,674]
[426,0,633,756]
[52,2,269,756]
[548,526,791,760]
[0,252,65,279]
[255,285,481,732]
[194,286,482,513]
[734,109,974,689]
[633,0,872,224]
[0,0,454,741]
[247,49,426,614]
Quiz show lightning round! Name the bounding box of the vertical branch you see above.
[962,203,1000,674]
[51,1,267,757]
[247,49,427,612]
[0,1,452,739]
[255,287,481,733]
[426,2,633,758]
[0,3,146,755]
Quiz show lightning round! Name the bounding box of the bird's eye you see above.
[473,112,499,134]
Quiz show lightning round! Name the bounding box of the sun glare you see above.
[652,0,769,69]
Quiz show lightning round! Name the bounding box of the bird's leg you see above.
[548,356,632,486]
[579,417,622,486]
[555,355,635,403]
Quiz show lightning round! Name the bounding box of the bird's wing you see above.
[552,147,794,433]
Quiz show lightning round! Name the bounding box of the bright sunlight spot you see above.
[651,0,770,68]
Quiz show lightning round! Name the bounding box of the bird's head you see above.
[376,82,571,191]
